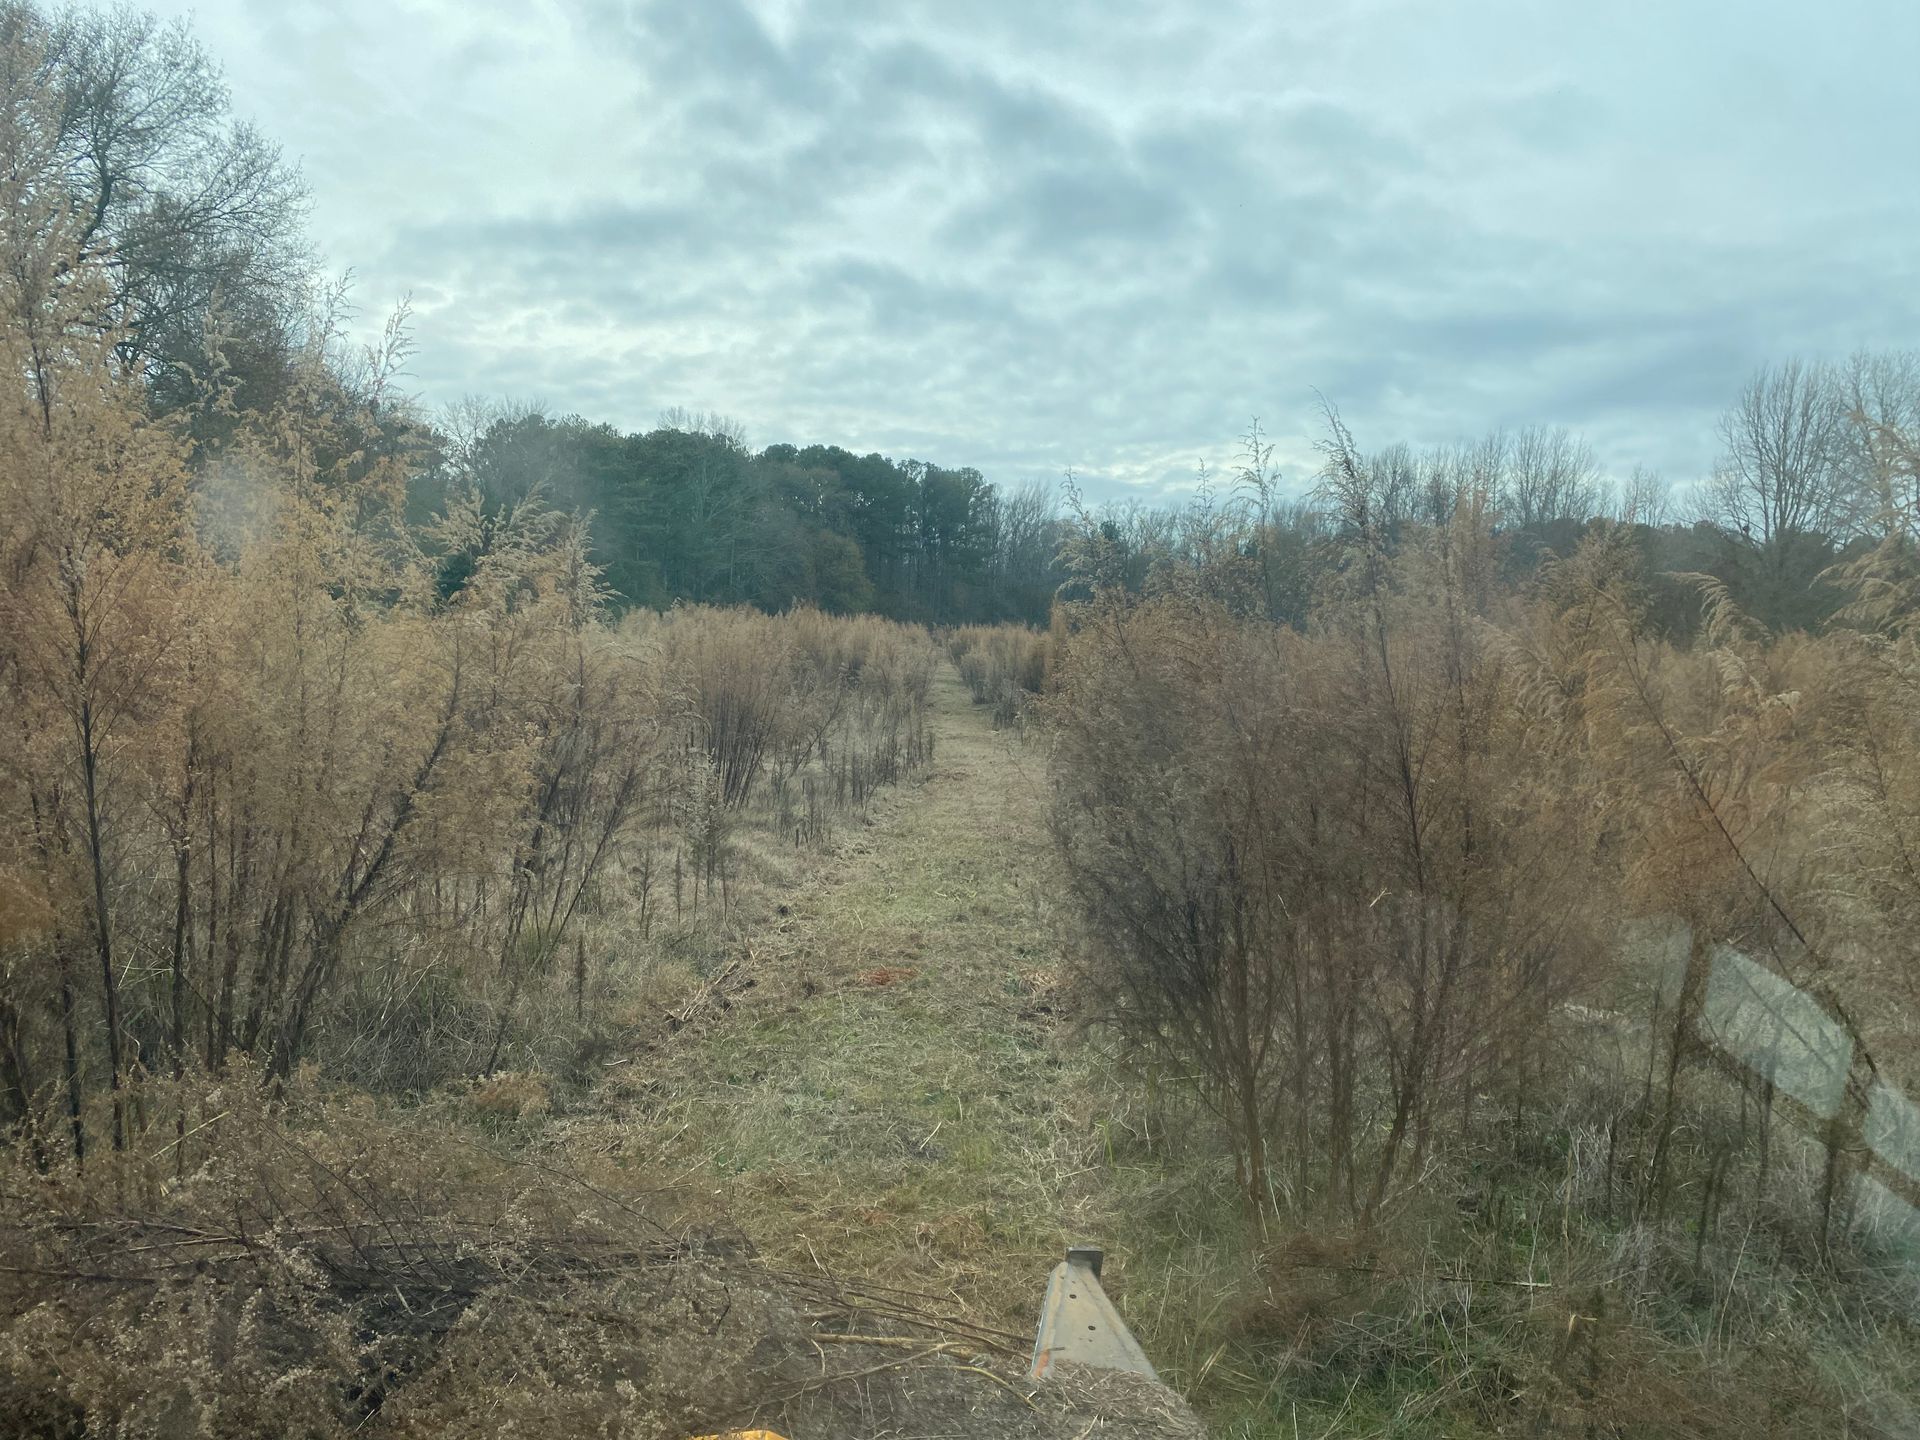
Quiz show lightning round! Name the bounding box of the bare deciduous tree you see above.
[1836,348,1920,540]
[1503,424,1600,529]
[1,0,311,401]
[1706,359,1846,562]
[1616,464,1671,527]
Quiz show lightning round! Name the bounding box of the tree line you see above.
[421,404,1066,625]
[0,0,1063,630]
[429,349,1913,639]
[1072,350,1920,645]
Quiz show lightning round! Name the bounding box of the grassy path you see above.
[582,661,1920,1440]
[627,666,1111,1331]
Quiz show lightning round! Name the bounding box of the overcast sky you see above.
[137,0,1920,501]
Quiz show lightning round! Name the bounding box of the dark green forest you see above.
[409,406,1066,624]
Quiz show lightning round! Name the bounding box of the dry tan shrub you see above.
[947,623,1051,727]
[466,1070,551,1120]
[1040,433,1920,1434]
[1224,1229,1376,1345]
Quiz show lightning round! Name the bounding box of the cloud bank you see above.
[142,0,1920,499]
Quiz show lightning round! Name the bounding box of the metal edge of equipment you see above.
[1028,1245,1157,1381]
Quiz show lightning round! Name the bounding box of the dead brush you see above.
[0,1061,1166,1439]
[648,605,795,807]
[643,605,937,838]
[0,1065,761,1436]
[1230,1228,1378,1343]
[946,623,1051,727]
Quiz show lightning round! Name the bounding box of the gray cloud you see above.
[133,0,1920,500]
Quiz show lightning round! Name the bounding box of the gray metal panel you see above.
[1868,1078,1920,1183]
[1029,1254,1157,1381]
[1700,944,1852,1118]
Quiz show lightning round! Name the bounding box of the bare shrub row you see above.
[947,622,1053,728]
[0,152,935,1160]
[1044,414,1920,1426]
